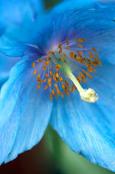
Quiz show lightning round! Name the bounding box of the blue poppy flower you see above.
[0,0,115,172]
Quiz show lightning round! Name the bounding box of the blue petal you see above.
[0,54,52,164]
[35,1,115,64]
[0,0,44,32]
[50,63,115,171]
[0,53,20,86]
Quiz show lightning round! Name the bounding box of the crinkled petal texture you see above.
[0,53,52,164]
[0,0,44,35]
[50,62,115,171]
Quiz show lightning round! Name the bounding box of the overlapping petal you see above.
[0,53,52,164]
[50,62,115,171]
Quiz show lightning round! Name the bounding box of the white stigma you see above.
[80,88,98,103]
[62,63,98,103]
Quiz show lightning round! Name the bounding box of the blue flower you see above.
[0,0,115,171]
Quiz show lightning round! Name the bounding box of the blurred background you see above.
[0,0,115,174]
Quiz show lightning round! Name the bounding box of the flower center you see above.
[32,38,101,103]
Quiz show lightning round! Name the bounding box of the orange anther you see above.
[54,83,58,88]
[37,85,40,90]
[50,94,53,100]
[59,77,63,83]
[37,74,40,80]
[69,86,72,92]
[43,66,46,71]
[50,71,53,76]
[44,79,47,82]
[77,43,83,48]
[66,46,69,49]
[46,73,49,78]
[64,80,69,86]
[56,73,59,78]
[56,88,60,95]
[63,53,66,57]
[61,93,64,98]
[34,69,37,75]
[78,38,86,42]
[70,51,76,59]
[44,85,48,90]
[60,56,64,61]
[48,82,51,87]
[65,89,69,96]
[32,62,35,68]
[48,51,53,54]
[74,39,78,42]
[92,48,97,52]
[48,77,52,83]
[95,54,99,59]
[62,84,66,89]
[77,76,81,83]
[54,93,57,98]
[51,89,55,95]
[82,70,92,79]
[66,39,69,45]
[38,80,44,83]
[37,59,43,62]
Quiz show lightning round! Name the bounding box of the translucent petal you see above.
[0,53,52,164]
[50,62,115,171]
